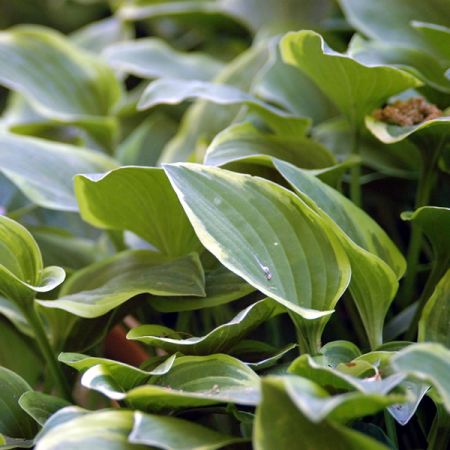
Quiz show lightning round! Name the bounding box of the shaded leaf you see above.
[38,250,205,318]
[138,78,310,138]
[128,298,283,355]
[0,26,121,149]
[204,122,336,169]
[254,377,389,450]
[419,269,450,347]
[103,38,224,81]
[18,392,70,427]
[0,133,117,211]
[0,367,38,440]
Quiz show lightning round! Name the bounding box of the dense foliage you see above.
[0,1,449,449]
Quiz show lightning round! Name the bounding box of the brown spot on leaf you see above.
[345,362,357,367]
[373,97,443,126]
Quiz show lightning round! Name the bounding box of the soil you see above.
[373,97,443,126]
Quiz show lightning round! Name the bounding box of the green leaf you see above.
[18,392,70,427]
[82,354,260,410]
[254,377,389,450]
[349,36,450,93]
[138,78,310,138]
[164,163,351,350]
[34,410,146,450]
[103,38,224,81]
[320,340,362,368]
[0,215,65,307]
[339,0,450,53]
[391,343,450,412]
[159,43,269,163]
[280,30,422,128]
[289,354,405,395]
[71,17,133,55]
[366,115,450,144]
[204,122,336,169]
[128,298,283,355]
[0,133,117,211]
[274,159,404,348]
[59,352,176,390]
[0,26,121,149]
[38,250,205,318]
[129,411,245,450]
[0,318,40,385]
[256,37,337,125]
[151,261,254,312]
[402,206,450,274]
[412,21,450,63]
[282,375,404,423]
[419,269,450,347]
[75,167,201,257]
[0,367,38,440]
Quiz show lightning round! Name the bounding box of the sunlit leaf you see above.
[165,163,351,351]
[75,167,200,257]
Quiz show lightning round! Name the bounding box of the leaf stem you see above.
[427,406,450,450]
[400,166,436,307]
[384,410,399,449]
[350,129,361,207]
[289,312,322,356]
[23,302,72,401]
[405,259,446,340]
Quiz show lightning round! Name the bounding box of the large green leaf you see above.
[82,354,260,410]
[339,0,450,53]
[0,367,38,440]
[138,78,310,138]
[38,250,205,318]
[165,163,351,351]
[103,38,224,81]
[204,122,336,169]
[392,343,450,412]
[280,30,422,129]
[254,377,389,450]
[128,298,283,355]
[18,392,70,427]
[0,215,65,307]
[419,269,450,347]
[129,411,245,450]
[34,410,146,450]
[274,159,403,348]
[75,167,200,257]
[0,26,121,149]
[0,133,117,211]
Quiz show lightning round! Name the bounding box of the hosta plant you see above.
[0,1,449,449]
